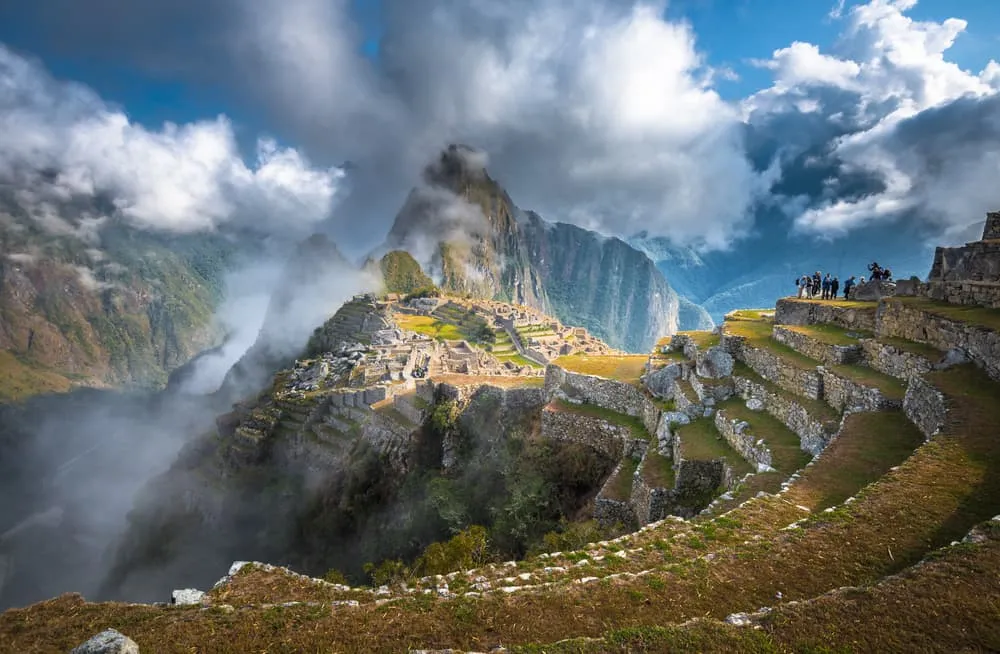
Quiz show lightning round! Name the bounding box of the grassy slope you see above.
[553,355,647,385]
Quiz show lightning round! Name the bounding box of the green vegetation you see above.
[717,399,810,475]
[604,458,638,501]
[641,449,676,489]
[394,314,466,341]
[552,354,647,384]
[730,361,840,423]
[379,250,437,296]
[0,351,73,402]
[786,322,872,345]
[723,317,824,371]
[677,330,720,349]
[891,296,1000,332]
[829,363,908,400]
[878,335,944,360]
[675,419,753,477]
[549,399,648,440]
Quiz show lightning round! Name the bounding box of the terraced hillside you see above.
[7,292,1000,653]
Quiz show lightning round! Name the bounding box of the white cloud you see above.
[0,44,344,236]
[744,0,1000,236]
[230,0,766,250]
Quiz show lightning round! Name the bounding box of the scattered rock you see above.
[934,347,970,370]
[70,629,139,654]
[171,588,206,606]
[696,346,734,379]
[725,612,754,627]
[745,397,765,411]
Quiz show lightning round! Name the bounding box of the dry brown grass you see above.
[431,374,545,388]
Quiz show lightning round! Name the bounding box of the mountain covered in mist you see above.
[0,192,246,401]
[383,145,712,351]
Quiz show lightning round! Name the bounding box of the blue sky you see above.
[0,0,995,132]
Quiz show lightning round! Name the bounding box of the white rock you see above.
[171,588,206,606]
[724,613,753,627]
[745,398,765,411]
[70,629,139,654]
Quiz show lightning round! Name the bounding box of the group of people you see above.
[794,261,892,300]
[795,272,845,299]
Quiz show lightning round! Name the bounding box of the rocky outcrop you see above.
[851,280,896,301]
[903,376,949,440]
[644,362,685,399]
[877,300,1000,382]
[70,629,139,654]
[772,326,863,365]
[774,298,877,331]
[695,346,734,379]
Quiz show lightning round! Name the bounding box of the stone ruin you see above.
[922,210,1000,308]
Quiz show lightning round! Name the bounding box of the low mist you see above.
[0,243,377,610]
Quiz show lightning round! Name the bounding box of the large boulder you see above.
[644,362,683,398]
[71,629,140,654]
[696,347,734,379]
[850,280,896,301]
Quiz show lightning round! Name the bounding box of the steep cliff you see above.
[384,146,691,351]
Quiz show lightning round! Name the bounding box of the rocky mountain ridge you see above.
[383,145,712,352]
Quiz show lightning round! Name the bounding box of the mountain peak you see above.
[422,144,490,189]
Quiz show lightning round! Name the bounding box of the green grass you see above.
[642,449,676,489]
[724,318,823,371]
[731,361,840,423]
[829,363,907,400]
[604,458,638,502]
[878,336,944,360]
[675,419,753,476]
[677,331,720,349]
[783,298,876,309]
[394,314,466,341]
[717,398,811,474]
[550,399,648,440]
[0,351,73,402]
[495,352,544,369]
[552,355,647,384]
[725,308,775,321]
[891,296,1000,332]
[786,323,873,346]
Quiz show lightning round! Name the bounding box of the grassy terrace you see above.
[726,308,775,321]
[18,369,998,652]
[641,449,676,489]
[878,335,944,360]
[551,354,647,385]
[783,298,876,310]
[717,398,810,475]
[675,418,754,477]
[433,374,545,388]
[829,363,907,400]
[722,315,824,371]
[890,296,1000,332]
[549,399,648,441]
[785,322,872,345]
[394,313,466,341]
[730,361,840,423]
[603,458,638,502]
[676,330,720,349]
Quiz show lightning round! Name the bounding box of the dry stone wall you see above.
[545,365,646,417]
[594,459,637,528]
[877,300,1000,382]
[725,336,823,400]
[540,406,633,460]
[819,368,902,413]
[630,453,678,525]
[733,376,836,455]
[714,409,773,472]
[903,376,949,440]
[774,298,877,331]
[772,326,862,365]
[860,339,935,380]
